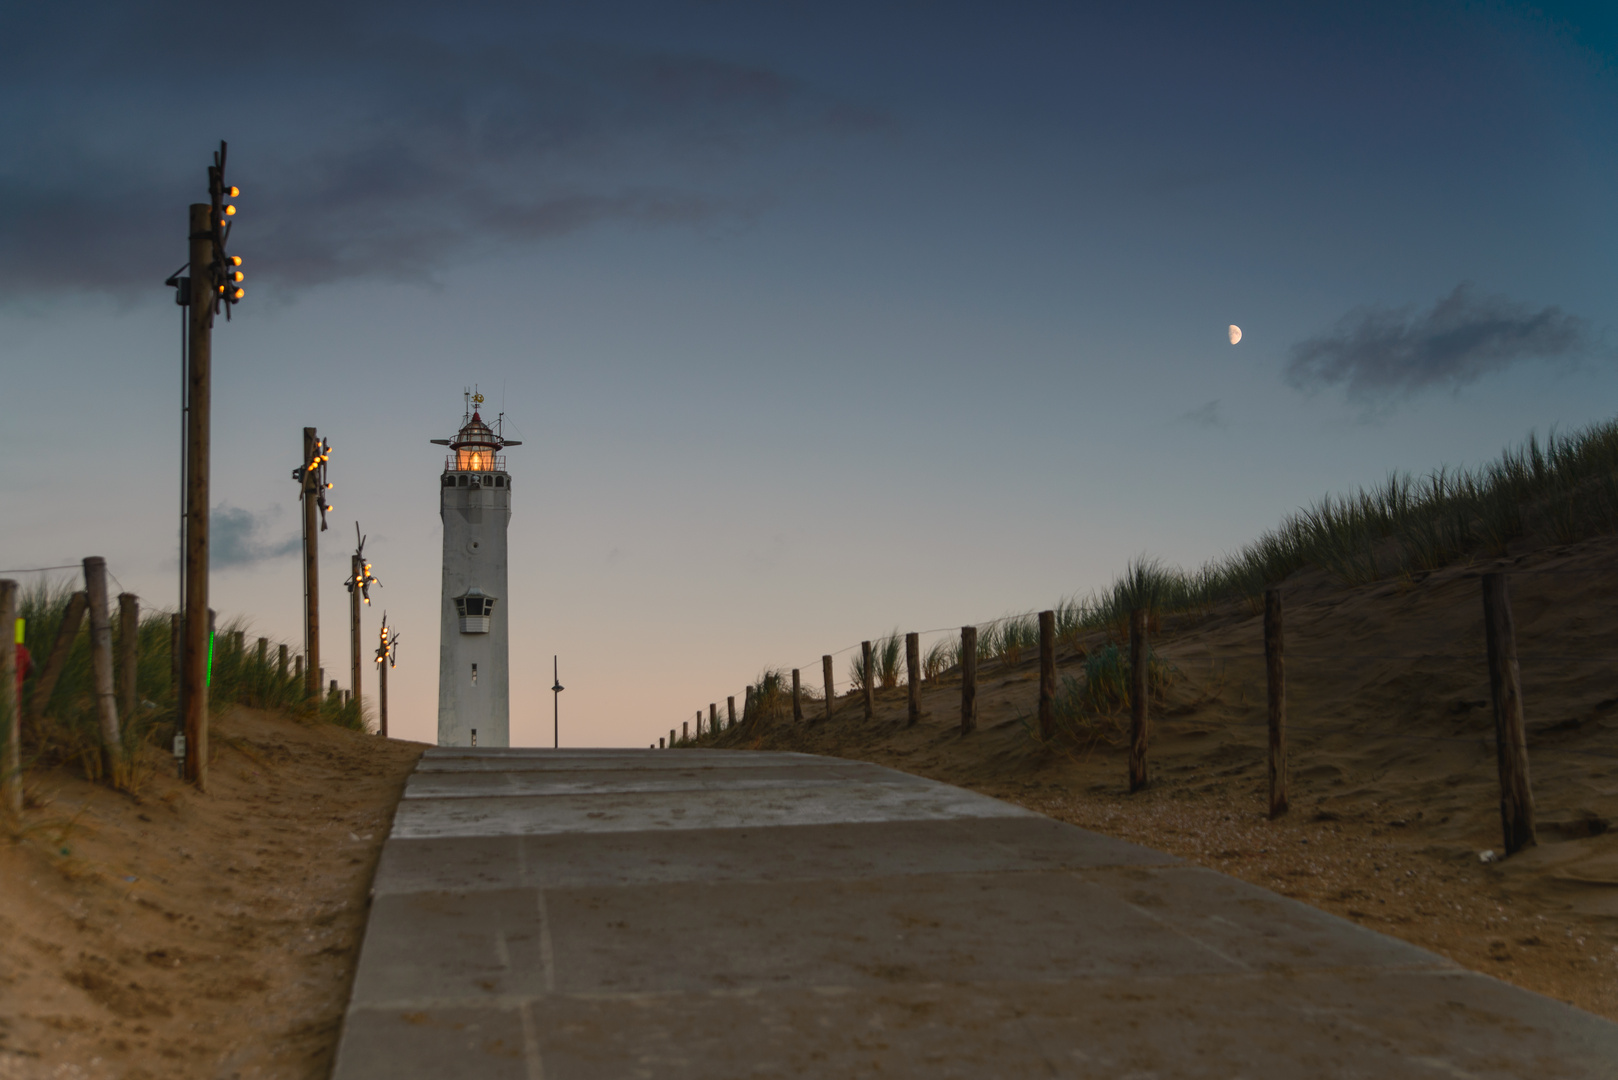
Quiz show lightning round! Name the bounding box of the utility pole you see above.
[345,524,378,716]
[179,144,244,790]
[375,615,397,738]
[294,429,330,698]
[350,547,361,709]
[181,198,211,787]
[551,656,564,748]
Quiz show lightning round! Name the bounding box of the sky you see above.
[2,1,1615,748]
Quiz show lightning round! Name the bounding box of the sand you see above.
[6,533,1618,1077]
[0,708,425,1080]
[722,534,1618,1021]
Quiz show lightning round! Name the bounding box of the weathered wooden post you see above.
[1,580,19,814]
[300,427,322,699]
[117,594,140,725]
[683,721,689,741]
[727,696,736,729]
[182,201,214,792]
[906,633,921,727]
[170,612,182,698]
[278,642,288,682]
[1037,611,1056,741]
[822,655,834,722]
[294,654,304,688]
[83,558,122,783]
[696,711,703,738]
[377,643,389,737]
[1128,608,1149,792]
[960,626,978,735]
[743,685,754,726]
[1264,588,1288,818]
[792,669,803,723]
[669,728,676,747]
[329,678,339,700]
[31,592,88,722]
[861,641,874,720]
[659,736,666,749]
[709,703,718,733]
[1482,573,1537,855]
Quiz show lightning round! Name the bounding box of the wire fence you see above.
[665,564,1618,782]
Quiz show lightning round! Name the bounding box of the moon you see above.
[1228,324,1242,345]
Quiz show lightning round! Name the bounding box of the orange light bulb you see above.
[224,205,236,216]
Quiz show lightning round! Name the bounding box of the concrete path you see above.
[331,749,1618,1079]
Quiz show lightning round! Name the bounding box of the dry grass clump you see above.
[16,580,367,790]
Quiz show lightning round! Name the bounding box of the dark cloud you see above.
[211,505,299,570]
[1285,284,1592,401]
[0,2,878,298]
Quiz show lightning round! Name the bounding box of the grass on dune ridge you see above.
[685,417,1618,726]
[12,582,367,791]
[1052,419,1618,643]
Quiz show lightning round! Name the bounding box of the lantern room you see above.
[428,390,522,479]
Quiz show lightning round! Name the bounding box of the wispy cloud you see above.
[211,505,299,570]
[1177,399,1224,428]
[1285,283,1592,402]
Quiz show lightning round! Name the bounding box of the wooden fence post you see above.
[861,641,874,720]
[1128,608,1149,793]
[659,736,665,749]
[329,679,339,699]
[906,632,921,727]
[278,643,288,681]
[792,669,803,723]
[960,626,978,735]
[83,558,122,783]
[30,592,88,722]
[669,728,676,747]
[295,654,304,688]
[710,703,717,733]
[117,594,140,724]
[822,655,834,722]
[727,696,736,729]
[1,580,18,814]
[1482,573,1537,855]
[1264,588,1288,818]
[1037,611,1056,740]
[683,721,689,741]
[743,685,754,726]
[696,711,703,738]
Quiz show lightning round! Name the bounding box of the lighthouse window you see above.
[443,474,456,487]
[455,595,494,617]
[471,664,478,686]
[494,476,505,488]
[458,475,469,487]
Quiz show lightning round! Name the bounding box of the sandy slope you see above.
[0,708,424,1080]
[714,534,1618,1021]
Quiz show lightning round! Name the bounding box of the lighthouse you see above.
[431,391,520,747]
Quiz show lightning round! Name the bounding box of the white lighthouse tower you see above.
[431,391,519,747]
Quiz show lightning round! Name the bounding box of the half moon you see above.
[1228,324,1242,345]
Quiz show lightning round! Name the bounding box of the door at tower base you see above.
[435,399,514,747]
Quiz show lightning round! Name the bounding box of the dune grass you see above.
[15,579,366,788]
[1046,420,1618,639]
